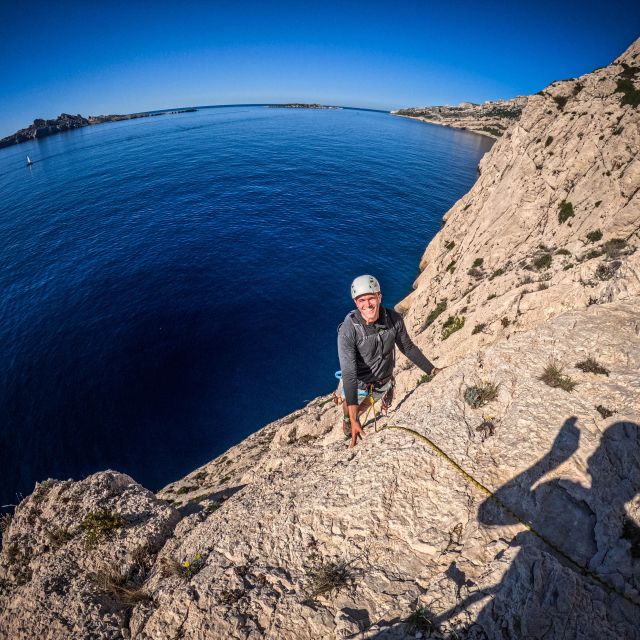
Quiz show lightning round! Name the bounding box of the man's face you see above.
[354,292,382,324]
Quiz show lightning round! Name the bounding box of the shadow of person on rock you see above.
[474,416,640,639]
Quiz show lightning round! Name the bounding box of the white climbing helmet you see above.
[351,275,381,299]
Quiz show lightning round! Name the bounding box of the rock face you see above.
[1,40,639,639]
[392,96,528,139]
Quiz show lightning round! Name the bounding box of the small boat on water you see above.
[26,156,33,166]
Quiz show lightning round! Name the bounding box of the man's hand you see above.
[350,419,366,448]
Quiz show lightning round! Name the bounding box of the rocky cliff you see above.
[1,40,639,639]
[392,96,528,139]
[0,110,197,148]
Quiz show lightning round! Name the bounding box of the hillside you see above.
[392,96,527,138]
[1,39,639,639]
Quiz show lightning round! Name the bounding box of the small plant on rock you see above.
[595,261,621,281]
[176,485,198,495]
[533,253,552,270]
[417,373,434,386]
[80,510,125,547]
[575,357,609,376]
[501,317,510,328]
[446,260,457,273]
[472,257,484,268]
[423,300,447,329]
[476,417,497,441]
[489,268,505,280]
[306,557,356,600]
[555,248,571,256]
[602,238,627,259]
[558,201,574,224]
[441,315,465,340]
[464,381,499,408]
[595,405,616,419]
[545,135,553,147]
[406,604,437,634]
[444,240,455,251]
[471,323,487,335]
[91,564,151,608]
[586,230,603,243]
[540,361,577,392]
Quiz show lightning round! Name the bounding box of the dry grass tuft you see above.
[540,361,577,392]
[306,556,356,600]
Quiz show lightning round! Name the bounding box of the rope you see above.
[362,387,640,610]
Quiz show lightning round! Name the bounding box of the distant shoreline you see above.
[391,113,498,141]
[0,108,197,149]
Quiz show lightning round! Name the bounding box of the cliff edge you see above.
[1,40,639,639]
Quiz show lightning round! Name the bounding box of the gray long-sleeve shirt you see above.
[337,306,434,405]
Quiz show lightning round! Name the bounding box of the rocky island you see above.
[1,39,639,639]
[392,96,527,138]
[0,109,197,149]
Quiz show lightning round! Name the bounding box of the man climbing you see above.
[337,275,440,448]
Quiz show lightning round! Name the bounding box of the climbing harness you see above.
[360,386,640,610]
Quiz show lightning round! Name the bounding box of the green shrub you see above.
[176,485,197,495]
[595,261,621,281]
[81,510,125,547]
[446,260,456,273]
[586,230,602,243]
[553,95,568,110]
[533,253,552,270]
[471,323,486,335]
[501,317,510,327]
[467,267,483,279]
[472,257,484,268]
[603,238,627,259]
[555,248,571,255]
[444,240,455,251]
[572,82,583,95]
[417,373,433,385]
[441,315,465,340]
[545,135,553,147]
[615,78,640,107]
[489,268,505,280]
[582,248,603,261]
[423,300,447,329]
[540,361,577,392]
[464,381,499,408]
[558,201,574,224]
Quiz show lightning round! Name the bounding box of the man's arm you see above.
[394,315,435,374]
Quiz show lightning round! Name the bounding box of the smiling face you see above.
[354,292,382,325]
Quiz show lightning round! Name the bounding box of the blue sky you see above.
[1,0,638,137]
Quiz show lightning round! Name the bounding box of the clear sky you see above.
[1,0,638,137]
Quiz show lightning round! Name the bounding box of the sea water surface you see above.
[0,107,492,506]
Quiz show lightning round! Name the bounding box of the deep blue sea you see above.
[0,106,492,507]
